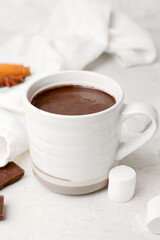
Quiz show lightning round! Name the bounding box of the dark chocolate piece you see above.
[0,195,4,220]
[0,162,24,190]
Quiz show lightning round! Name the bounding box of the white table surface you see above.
[1,31,160,240]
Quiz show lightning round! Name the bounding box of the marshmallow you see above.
[146,195,160,234]
[108,165,136,202]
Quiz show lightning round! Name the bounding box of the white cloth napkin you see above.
[0,0,157,167]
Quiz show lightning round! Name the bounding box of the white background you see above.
[0,0,160,239]
[108,0,160,30]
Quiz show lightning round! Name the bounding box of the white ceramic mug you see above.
[24,71,158,183]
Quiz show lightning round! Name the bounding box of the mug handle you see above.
[116,102,159,161]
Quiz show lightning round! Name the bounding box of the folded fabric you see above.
[0,0,157,166]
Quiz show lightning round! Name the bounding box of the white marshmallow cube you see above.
[108,165,136,202]
[146,195,160,234]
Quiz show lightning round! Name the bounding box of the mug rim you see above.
[24,70,124,119]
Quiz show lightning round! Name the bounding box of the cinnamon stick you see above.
[0,63,31,87]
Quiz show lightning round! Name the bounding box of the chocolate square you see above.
[0,162,24,190]
[0,195,4,220]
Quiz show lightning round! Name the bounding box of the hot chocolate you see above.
[31,85,116,115]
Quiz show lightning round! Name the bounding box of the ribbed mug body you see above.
[24,71,123,181]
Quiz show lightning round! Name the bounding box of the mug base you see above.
[32,163,108,195]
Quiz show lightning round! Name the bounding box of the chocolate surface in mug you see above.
[31,85,116,115]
